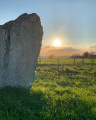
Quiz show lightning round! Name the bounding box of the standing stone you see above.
[0,13,43,88]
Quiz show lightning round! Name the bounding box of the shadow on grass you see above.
[0,87,47,120]
[0,87,96,120]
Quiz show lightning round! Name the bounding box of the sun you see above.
[53,39,61,47]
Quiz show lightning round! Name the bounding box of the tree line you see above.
[71,52,96,58]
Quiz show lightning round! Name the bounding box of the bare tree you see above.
[49,54,54,59]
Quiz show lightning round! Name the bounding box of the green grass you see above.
[38,58,96,65]
[0,59,96,120]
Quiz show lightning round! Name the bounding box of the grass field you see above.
[38,58,96,65]
[0,58,96,120]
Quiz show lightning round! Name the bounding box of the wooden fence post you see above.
[57,58,60,79]
[62,62,64,76]
[74,55,75,65]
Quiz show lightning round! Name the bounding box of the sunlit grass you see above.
[0,59,96,120]
[38,58,96,65]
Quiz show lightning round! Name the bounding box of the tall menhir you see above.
[0,13,43,88]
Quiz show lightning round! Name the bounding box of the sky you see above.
[0,0,96,56]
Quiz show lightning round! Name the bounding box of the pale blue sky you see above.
[0,0,96,47]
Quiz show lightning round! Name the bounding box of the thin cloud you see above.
[40,45,82,56]
[90,43,96,48]
[49,47,81,52]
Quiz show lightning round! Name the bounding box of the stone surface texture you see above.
[0,13,43,88]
